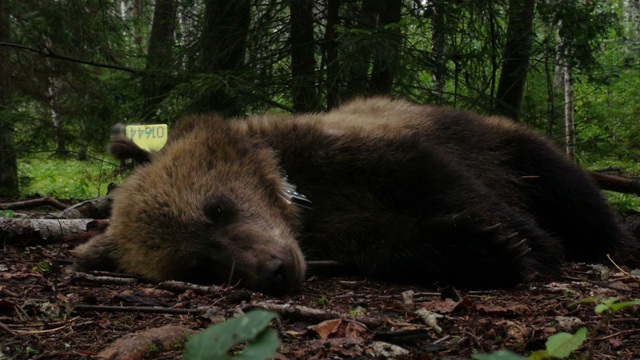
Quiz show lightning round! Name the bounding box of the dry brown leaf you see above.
[307,319,369,340]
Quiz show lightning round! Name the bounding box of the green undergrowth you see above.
[17,153,124,200]
[581,156,640,214]
[475,297,640,359]
[15,153,640,212]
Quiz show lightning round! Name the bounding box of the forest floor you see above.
[1,237,639,360]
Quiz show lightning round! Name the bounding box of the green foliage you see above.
[314,296,329,307]
[477,296,640,359]
[18,154,121,200]
[183,310,280,360]
[543,327,588,358]
[576,297,640,315]
[32,259,54,274]
[0,210,16,218]
[595,298,640,314]
[604,192,640,214]
[472,350,526,360]
[472,328,587,360]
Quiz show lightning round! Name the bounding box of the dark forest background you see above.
[2,0,640,199]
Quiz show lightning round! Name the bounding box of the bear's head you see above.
[73,116,306,295]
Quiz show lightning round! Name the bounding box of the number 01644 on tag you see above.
[126,124,168,151]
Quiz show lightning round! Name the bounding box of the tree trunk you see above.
[178,1,200,71]
[430,0,446,103]
[324,0,340,109]
[141,0,177,121]
[369,0,402,95]
[290,0,319,113]
[196,0,251,116]
[346,0,377,98]
[495,0,536,121]
[48,76,66,156]
[625,0,640,43]
[0,0,18,197]
[563,48,575,160]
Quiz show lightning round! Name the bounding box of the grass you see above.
[581,156,640,214]
[14,152,640,213]
[18,153,124,200]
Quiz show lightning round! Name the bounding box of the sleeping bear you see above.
[72,97,640,295]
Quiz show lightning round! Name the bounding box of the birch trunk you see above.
[563,49,575,161]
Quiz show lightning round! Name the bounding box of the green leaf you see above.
[545,327,587,359]
[472,350,526,360]
[233,327,280,360]
[594,297,619,314]
[527,349,550,360]
[183,310,280,360]
[609,300,640,312]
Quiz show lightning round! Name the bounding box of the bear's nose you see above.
[265,256,289,295]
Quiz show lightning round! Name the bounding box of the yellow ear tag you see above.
[125,124,168,151]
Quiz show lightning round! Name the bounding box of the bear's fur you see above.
[73,97,640,294]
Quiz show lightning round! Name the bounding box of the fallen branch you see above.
[71,272,140,286]
[156,280,227,295]
[0,196,68,211]
[0,218,95,245]
[73,304,202,315]
[247,301,388,329]
[53,196,112,219]
[0,321,18,336]
[590,171,640,196]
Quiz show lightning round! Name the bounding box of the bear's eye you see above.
[203,195,237,224]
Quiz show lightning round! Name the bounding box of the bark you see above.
[290,0,319,113]
[196,0,251,116]
[48,76,66,156]
[495,0,536,121]
[0,218,95,245]
[590,172,640,196]
[369,0,402,95]
[626,0,640,43]
[324,0,340,109]
[347,0,378,98]
[141,0,177,121]
[0,0,17,198]
[563,48,575,160]
[430,0,446,103]
[177,0,200,70]
[134,0,144,56]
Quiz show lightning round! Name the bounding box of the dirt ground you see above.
[1,235,639,360]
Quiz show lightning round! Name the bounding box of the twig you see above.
[71,272,139,285]
[246,301,388,329]
[0,196,68,211]
[31,351,92,360]
[12,324,68,335]
[73,304,204,315]
[0,286,19,297]
[0,321,18,336]
[595,328,640,341]
[606,254,640,285]
[0,42,138,73]
[156,280,227,295]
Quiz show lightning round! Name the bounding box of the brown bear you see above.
[72,97,640,294]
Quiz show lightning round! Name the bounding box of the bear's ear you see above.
[109,123,154,164]
[108,133,152,165]
[71,234,119,273]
